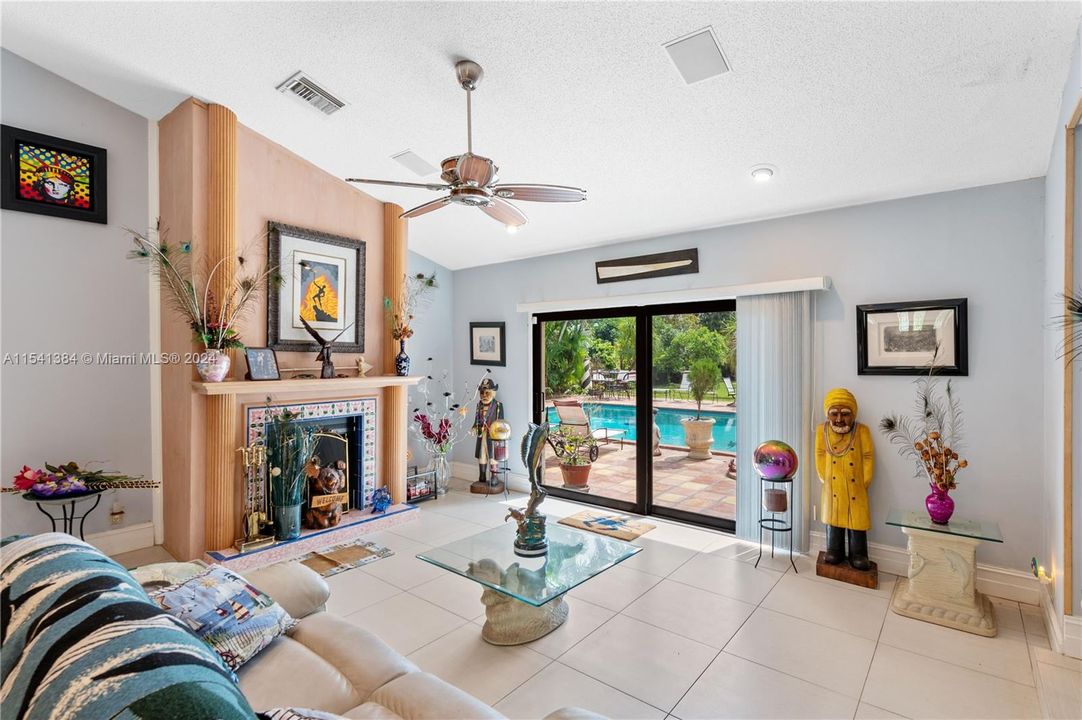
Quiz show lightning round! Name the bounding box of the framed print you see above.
[268,221,365,353]
[470,322,506,366]
[244,347,281,381]
[595,248,698,284]
[1,125,107,224]
[857,298,968,376]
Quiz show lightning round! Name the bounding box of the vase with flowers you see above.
[880,355,968,524]
[5,461,157,499]
[126,225,278,382]
[386,272,438,376]
[410,362,485,495]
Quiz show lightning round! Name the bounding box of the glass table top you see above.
[417,520,642,607]
[885,508,1003,543]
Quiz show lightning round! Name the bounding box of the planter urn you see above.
[560,463,591,491]
[681,417,716,460]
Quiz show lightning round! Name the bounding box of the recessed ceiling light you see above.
[505,224,519,235]
[750,165,776,183]
[663,27,731,85]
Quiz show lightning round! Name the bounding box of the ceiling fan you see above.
[346,59,586,229]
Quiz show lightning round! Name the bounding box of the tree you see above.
[614,317,636,369]
[689,358,721,419]
[544,320,587,394]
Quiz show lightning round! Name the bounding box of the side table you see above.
[886,509,1003,637]
[23,489,105,540]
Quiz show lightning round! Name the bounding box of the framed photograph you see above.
[857,298,968,376]
[470,322,506,366]
[268,221,365,353]
[595,248,698,284]
[1,125,107,224]
[244,347,281,381]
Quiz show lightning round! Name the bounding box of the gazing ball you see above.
[489,419,512,440]
[753,440,798,480]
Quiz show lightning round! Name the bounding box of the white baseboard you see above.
[1063,614,1082,659]
[85,521,155,556]
[809,530,1041,606]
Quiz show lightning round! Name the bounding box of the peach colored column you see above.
[204,104,238,551]
[383,204,408,504]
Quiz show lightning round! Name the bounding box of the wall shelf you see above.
[192,375,422,396]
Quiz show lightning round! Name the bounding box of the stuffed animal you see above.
[304,459,346,529]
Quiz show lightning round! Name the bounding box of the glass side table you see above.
[885,508,1004,637]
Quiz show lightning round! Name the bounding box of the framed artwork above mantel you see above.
[856,298,968,376]
[267,221,365,354]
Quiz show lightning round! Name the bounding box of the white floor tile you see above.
[1020,603,1048,638]
[669,553,782,605]
[762,573,889,640]
[854,702,908,719]
[409,572,487,620]
[623,579,756,649]
[495,661,666,719]
[1035,659,1082,720]
[1030,645,1082,672]
[561,614,717,712]
[522,596,615,659]
[707,540,800,574]
[342,592,466,655]
[878,610,1033,685]
[988,597,1024,634]
[428,495,524,526]
[622,536,698,578]
[725,608,875,698]
[361,539,446,590]
[641,521,726,552]
[407,624,550,706]
[862,644,1041,719]
[323,568,401,616]
[567,564,662,612]
[673,651,858,720]
[386,512,489,545]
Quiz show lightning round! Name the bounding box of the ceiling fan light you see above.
[506,224,519,234]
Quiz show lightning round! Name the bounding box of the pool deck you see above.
[544,442,736,522]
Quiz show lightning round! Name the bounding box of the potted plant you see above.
[126,226,277,382]
[267,407,316,541]
[681,358,720,460]
[547,425,599,490]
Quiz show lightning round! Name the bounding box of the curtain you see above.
[734,291,816,551]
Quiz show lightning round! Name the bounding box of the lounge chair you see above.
[551,399,626,448]
[722,375,737,405]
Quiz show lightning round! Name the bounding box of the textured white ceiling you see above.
[2,2,1078,269]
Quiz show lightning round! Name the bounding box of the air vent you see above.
[276,71,346,115]
[663,27,731,84]
[391,149,439,177]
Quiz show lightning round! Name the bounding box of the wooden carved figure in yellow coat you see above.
[815,388,875,570]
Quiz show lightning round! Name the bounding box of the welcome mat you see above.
[293,539,394,578]
[558,511,655,541]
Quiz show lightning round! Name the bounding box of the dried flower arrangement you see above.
[386,272,438,341]
[126,225,278,350]
[879,352,968,493]
[5,461,158,497]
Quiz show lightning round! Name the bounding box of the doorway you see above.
[531,301,737,532]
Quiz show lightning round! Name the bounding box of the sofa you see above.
[1,533,600,720]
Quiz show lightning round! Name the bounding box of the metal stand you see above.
[755,475,797,572]
[28,490,104,540]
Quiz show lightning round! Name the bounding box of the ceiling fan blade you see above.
[490,184,587,202]
[400,196,452,219]
[345,177,450,191]
[480,197,527,227]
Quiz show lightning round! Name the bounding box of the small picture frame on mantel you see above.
[856,298,968,376]
[244,347,281,381]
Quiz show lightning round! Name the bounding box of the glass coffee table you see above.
[418,521,641,645]
[886,508,1004,636]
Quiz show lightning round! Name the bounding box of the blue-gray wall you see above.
[452,179,1045,571]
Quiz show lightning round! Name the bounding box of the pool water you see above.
[546,403,737,451]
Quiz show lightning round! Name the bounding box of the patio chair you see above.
[551,399,626,448]
[722,375,737,405]
[677,372,691,400]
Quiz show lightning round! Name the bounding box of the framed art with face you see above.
[1,125,107,224]
[268,221,365,353]
[857,298,968,375]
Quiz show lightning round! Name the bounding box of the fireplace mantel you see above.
[193,375,421,396]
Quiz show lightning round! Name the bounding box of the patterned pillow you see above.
[148,564,296,671]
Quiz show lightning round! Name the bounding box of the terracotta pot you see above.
[560,463,591,490]
[195,349,231,382]
[763,488,788,512]
[681,417,716,460]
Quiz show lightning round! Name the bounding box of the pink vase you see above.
[925,485,955,524]
[195,349,231,382]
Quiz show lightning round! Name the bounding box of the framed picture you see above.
[857,298,968,376]
[470,322,506,366]
[244,347,281,381]
[595,248,698,284]
[1,125,107,224]
[268,221,365,353]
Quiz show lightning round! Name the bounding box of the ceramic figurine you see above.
[371,486,392,514]
[356,356,373,377]
[471,378,504,485]
[506,423,549,556]
[815,388,875,571]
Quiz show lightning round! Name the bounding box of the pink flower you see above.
[13,466,42,491]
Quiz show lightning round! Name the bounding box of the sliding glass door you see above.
[532,301,736,531]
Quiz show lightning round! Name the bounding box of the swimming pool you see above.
[546,403,737,451]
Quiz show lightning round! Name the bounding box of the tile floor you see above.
[110,483,1080,719]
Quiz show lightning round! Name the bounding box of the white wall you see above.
[453,179,1044,571]
[0,49,153,538]
[1043,23,1082,618]
[405,250,456,471]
